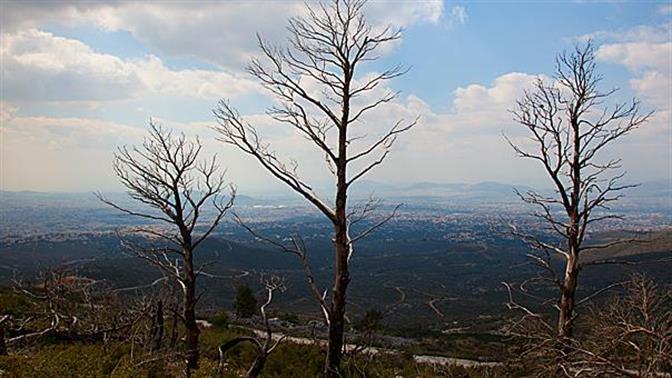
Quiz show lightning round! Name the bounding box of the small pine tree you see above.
[234,284,257,318]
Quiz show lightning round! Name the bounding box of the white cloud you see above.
[0,29,257,103]
[366,0,444,27]
[598,41,672,71]
[1,29,140,102]
[658,4,672,15]
[449,6,468,25]
[201,71,541,189]
[580,23,672,44]
[2,65,666,191]
[2,112,143,149]
[0,105,146,191]
[593,23,671,137]
[131,55,257,99]
[453,73,535,114]
[1,1,443,70]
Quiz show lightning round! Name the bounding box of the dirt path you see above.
[241,328,502,369]
[427,298,445,318]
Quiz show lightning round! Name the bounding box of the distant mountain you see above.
[0,190,256,207]
[349,179,398,196]
[403,182,466,192]
[468,181,518,192]
[368,181,535,200]
[305,180,543,201]
[2,178,668,206]
[629,180,672,198]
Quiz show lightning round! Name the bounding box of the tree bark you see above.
[558,115,582,341]
[0,324,7,356]
[558,250,579,339]
[150,299,164,352]
[325,228,350,377]
[246,353,267,378]
[183,249,200,371]
[325,75,352,377]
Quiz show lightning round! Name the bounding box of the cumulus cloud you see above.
[0,104,146,191]
[592,23,671,136]
[453,73,535,114]
[1,111,143,149]
[3,65,664,191]
[1,29,140,102]
[0,29,257,102]
[169,72,538,187]
[598,41,672,71]
[198,71,540,189]
[375,73,539,181]
[1,1,443,69]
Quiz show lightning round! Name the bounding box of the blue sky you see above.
[1,1,670,193]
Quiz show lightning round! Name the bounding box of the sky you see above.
[1,0,670,195]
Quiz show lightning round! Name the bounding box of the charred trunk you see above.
[0,325,7,356]
[184,250,200,370]
[150,299,164,352]
[246,353,267,378]
[170,301,179,348]
[325,220,350,377]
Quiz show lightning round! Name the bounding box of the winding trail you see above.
[427,298,445,318]
[394,286,406,303]
[382,281,408,314]
[242,328,502,369]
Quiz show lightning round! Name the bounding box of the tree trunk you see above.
[0,325,7,356]
[150,299,164,352]
[325,196,350,377]
[325,235,350,377]
[246,353,267,378]
[170,298,179,348]
[559,118,581,342]
[184,250,200,371]
[558,251,579,340]
[324,69,352,378]
[324,66,352,377]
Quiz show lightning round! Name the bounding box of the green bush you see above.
[210,311,229,330]
[233,285,257,318]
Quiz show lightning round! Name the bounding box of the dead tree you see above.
[506,274,672,377]
[217,275,287,378]
[3,266,152,351]
[573,274,672,377]
[98,122,235,371]
[213,1,415,375]
[148,298,164,352]
[0,315,8,356]
[505,42,651,343]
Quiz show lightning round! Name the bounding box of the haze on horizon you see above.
[1,1,670,194]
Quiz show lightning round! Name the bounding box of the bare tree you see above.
[505,275,671,377]
[505,42,651,344]
[98,122,235,371]
[217,275,287,378]
[213,0,415,375]
[573,274,672,377]
[0,315,7,356]
[2,266,152,352]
